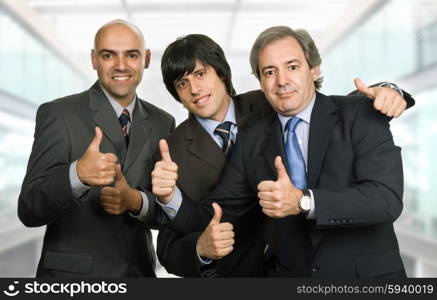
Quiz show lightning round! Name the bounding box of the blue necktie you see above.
[285,117,307,189]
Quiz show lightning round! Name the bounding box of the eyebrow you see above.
[193,67,207,74]
[260,59,300,73]
[98,49,141,55]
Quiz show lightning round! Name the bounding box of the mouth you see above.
[276,91,296,98]
[111,75,133,83]
[193,94,210,106]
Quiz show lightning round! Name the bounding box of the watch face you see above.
[300,196,311,211]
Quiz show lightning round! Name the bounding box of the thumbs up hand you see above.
[354,78,407,118]
[196,203,235,260]
[100,164,142,215]
[257,156,303,218]
[151,139,178,204]
[77,127,118,186]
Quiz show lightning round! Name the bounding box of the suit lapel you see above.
[89,82,127,159]
[124,99,151,172]
[261,114,286,176]
[306,92,338,188]
[185,116,226,172]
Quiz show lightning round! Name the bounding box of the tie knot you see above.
[286,117,301,133]
[215,121,233,135]
[119,109,130,127]
[214,121,234,158]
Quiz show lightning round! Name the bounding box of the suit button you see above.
[311,265,320,273]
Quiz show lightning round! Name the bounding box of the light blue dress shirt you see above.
[277,94,316,218]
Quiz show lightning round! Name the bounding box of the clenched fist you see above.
[354,78,407,118]
[151,139,178,204]
[258,156,303,218]
[196,203,235,260]
[100,164,142,215]
[77,127,117,186]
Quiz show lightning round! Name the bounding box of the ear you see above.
[259,76,265,93]
[310,65,320,81]
[91,49,97,70]
[144,49,151,69]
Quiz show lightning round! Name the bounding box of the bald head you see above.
[91,19,151,107]
[94,19,146,50]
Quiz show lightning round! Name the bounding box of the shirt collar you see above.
[277,93,316,132]
[195,96,236,134]
[100,83,136,119]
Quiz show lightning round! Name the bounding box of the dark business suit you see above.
[18,81,175,277]
[157,91,274,277]
[169,92,406,277]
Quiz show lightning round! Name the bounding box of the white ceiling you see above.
[18,0,437,123]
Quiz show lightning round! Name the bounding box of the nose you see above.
[277,68,288,87]
[114,56,127,71]
[189,80,201,95]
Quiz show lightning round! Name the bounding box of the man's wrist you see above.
[298,189,311,215]
[158,189,175,205]
[379,82,404,98]
[128,189,142,214]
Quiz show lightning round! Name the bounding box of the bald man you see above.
[18,20,175,277]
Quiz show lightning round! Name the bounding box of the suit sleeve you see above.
[167,134,261,242]
[157,225,203,277]
[135,115,176,229]
[18,102,80,227]
[312,99,403,228]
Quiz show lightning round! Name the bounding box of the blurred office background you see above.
[0,0,436,277]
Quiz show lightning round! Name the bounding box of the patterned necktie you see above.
[215,121,234,159]
[285,117,307,189]
[119,108,130,146]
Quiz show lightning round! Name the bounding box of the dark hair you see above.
[161,34,235,102]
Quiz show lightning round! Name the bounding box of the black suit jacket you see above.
[169,92,405,277]
[157,91,273,277]
[18,82,175,277]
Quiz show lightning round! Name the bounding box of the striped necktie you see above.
[119,108,130,146]
[215,121,234,159]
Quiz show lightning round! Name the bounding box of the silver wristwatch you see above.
[298,189,311,215]
[379,82,403,98]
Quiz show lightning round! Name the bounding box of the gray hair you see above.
[249,26,323,89]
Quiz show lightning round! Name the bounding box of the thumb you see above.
[159,139,172,162]
[354,78,375,99]
[275,156,288,180]
[115,164,125,183]
[89,127,102,152]
[210,202,222,225]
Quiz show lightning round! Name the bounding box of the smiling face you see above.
[258,36,320,116]
[174,60,230,122]
[91,22,150,106]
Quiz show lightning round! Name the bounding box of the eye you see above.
[102,53,112,60]
[128,53,139,59]
[288,64,298,71]
[175,80,187,89]
[196,70,205,78]
[263,69,275,77]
